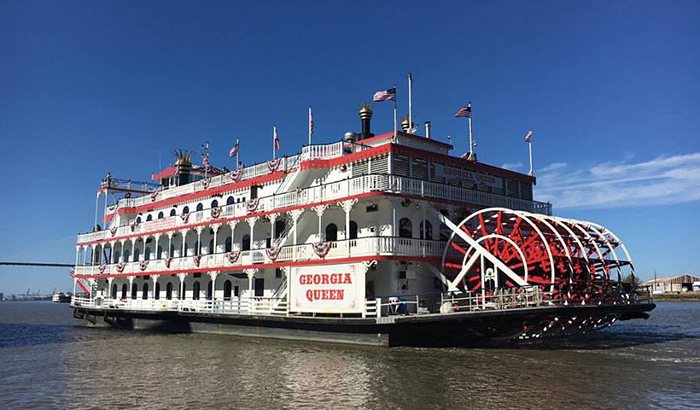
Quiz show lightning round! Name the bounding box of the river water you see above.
[0,302,698,409]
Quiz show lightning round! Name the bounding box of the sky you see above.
[0,0,698,294]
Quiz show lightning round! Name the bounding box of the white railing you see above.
[73,237,447,276]
[301,141,344,161]
[80,173,551,244]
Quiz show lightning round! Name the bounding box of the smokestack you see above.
[359,104,374,140]
[401,116,410,132]
[424,121,431,139]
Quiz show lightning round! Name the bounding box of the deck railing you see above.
[80,173,551,244]
[73,237,447,276]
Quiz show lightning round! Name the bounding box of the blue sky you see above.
[1,1,698,293]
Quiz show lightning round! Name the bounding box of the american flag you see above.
[308,106,314,138]
[373,87,396,102]
[454,103,472,118]
[228,138,240,157]
[524,130,533,143]
[202,155,210,170]
[274,126,280,151]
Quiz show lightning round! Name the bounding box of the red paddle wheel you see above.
[439,208,635,305]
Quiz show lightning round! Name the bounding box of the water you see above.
[0,302,698,409]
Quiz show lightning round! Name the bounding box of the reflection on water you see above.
[0,302,698,409]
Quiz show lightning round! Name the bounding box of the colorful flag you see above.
[454,103,472,118]
[524,130,533,143]
[274,126,280,151]
[373,87,396,102]
[228,138,240,157]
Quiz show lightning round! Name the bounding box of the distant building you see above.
[643,274,700,294]
[0,292,3,301]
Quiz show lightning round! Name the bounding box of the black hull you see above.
[73,303,655,347]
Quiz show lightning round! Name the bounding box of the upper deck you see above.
[78,133,550,245]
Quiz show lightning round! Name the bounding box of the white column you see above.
[213,225,220,254]
[178,273,186,300]
[269,213,278,245]
[290,210,303,246]
[107,277,114,299]
[181,230,188,257]
[196,228,202,255]
[152,275,159,300]
[91,244,97,265]
[209,272,218,302]
[245,269,256,297]
[155,236,160,259]
[248,218,258,249]
[312,205,327,241]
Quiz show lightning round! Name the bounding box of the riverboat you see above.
[71,104,654,346]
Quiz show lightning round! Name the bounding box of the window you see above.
[254,278,264,297]
[234,284,239,297]
[144,247,151,260]
[196,203,203,212]
[124,249,131,262]
[420,220,433,240]
[211,199,219,208]
[242,234,250,251]
[114,251,121,262]
[193,281,200,300]
[399,218,413,238]
[181,283,187,300]
[226,196,235,205]
[136,216,142,224]
[158,212,164,219]
[142,283,149,300]
[276,268,283,278]
[134,249,141,262]
[166,282,173,300]
[182,206,189,215]
[121,284,127,299]
[325,223,338,241]
[111,284,117,299]
[366,204,378,213]
[169,244,175,258]
[170,209,176,217]
[349,221,358,240]
[223,280,232,299]
[131,283,138,299]
[275,220,286,239]
[225,237,232,252]
[207,281,212,300]
[146,214,152,222]
[154,283,160,300]
[157,246,163,259]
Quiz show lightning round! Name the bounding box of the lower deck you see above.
[73,302,655,347]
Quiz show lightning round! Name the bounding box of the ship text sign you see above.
[290,264,364,314]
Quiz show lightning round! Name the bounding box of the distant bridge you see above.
[0,262,74,268]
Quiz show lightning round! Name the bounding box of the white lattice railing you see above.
[73,237,447,276]
[80,173,551,244]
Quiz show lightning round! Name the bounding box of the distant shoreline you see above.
[652,292,700,302]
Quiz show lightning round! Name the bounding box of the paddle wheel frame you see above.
[439,207,636,305]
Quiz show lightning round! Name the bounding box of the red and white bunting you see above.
[211,207,221,219]
[226,250,241,264]
[267,158,281,173]
[266,246,281,261]
[312,241,333,258]
[139,260,149,271]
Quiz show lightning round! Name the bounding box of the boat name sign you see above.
[290,264,364,314]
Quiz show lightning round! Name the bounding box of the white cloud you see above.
[534,153,700,209]
[501,161,523,171]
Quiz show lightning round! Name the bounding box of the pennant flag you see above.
[228,138,240,157]
[373,87,396,102]
[454,103,472,118]
[524,130,533,143]
[273,126,280,151]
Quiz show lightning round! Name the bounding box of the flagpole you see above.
[408,73,413,132]
[393,84,398,139]
[467,101,474,160]
[272,126,276,160]
[528,139,534,176]
[236,138,240,171]
[308,106,312,145]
